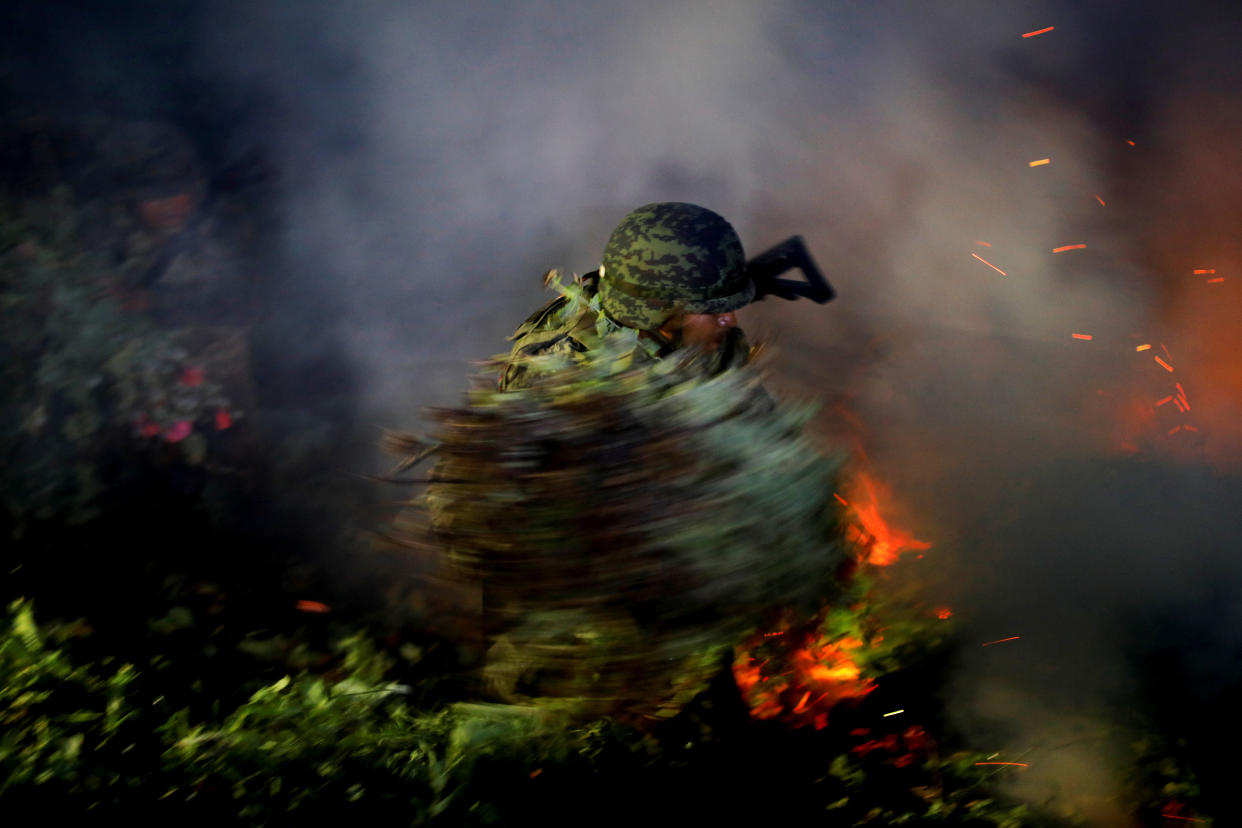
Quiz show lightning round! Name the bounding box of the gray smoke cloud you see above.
[188,1,1242,821]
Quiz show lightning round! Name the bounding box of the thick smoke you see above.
[191,1,1242,821]
[17,0,1237,821]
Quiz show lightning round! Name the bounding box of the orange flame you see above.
[733,632,877,729]
[848,473,932,566]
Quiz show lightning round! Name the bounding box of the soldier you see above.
[499,201,757,391]
[395,202,841,721]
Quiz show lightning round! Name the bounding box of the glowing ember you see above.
[733,631,877,729]
[1095,194,1106,206]
[1029,158,1050,167]
[1136,344,1152,351]
[1154,355,1175,372]
[1168,425,1182,436]
[982,636,1021,647]
[1052,244,1086,253]
[1192,269,1216,275]
[1126,139,1136,146]
[1207,277,1225,284]
[295,600,331,613]
[1021,26,1054,38]
[971,252,1007,276]
[936,607,953,620]
[1071,333,1093,340]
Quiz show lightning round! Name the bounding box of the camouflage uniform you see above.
[499,202,755,391]
[415,203,835,722]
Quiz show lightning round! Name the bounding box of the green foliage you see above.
[0,593,1211,825]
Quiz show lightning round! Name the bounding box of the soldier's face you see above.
[678,311,739,351]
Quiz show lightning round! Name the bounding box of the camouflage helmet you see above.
[598,202,754,331]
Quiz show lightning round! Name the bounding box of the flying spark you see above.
[975,240,992,247]
[975,761,1030,767]
[1207,277,1225,284]
[1193,269,1216,275]
[1029,158,1051,167]
[883,710,905,717]
[1071,333,1093,340]
[1021,26,1054,38]
[1155,396,1174,407]
[1154,356,1175,372]
[982,636,1021,647]
[971,252,1007,275]
[1168,426,1182,436]
[295,600,331,613]
[1136,344,1152,351]
[1052,244,1086,253]
[1095,194,1106,206]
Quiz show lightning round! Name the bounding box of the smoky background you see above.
[4,0,1241,822]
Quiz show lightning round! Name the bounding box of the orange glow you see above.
[529,768,543,778]
[295,599,331,613]
[1071,333,1093,340]
[1154,356,1175,372]
[1193,269,1216,275]
[734,632,877,728]
[1207,277,1225,284]
[1095,194,1106,206]
[1136,344,1152,351]
[936,607,953,620]
[849,473,932,566]
[1029,158,1051,167]
[1126,139,1136,146]
[971,252,1007,276]
[1021,26,1054,37]
[1052,244,1086,253]
[982,636,1020,647]
[975,240,992,247]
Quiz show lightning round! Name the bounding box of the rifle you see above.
[746,236,835,304]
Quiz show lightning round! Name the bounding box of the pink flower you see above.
[163,421,193,443]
